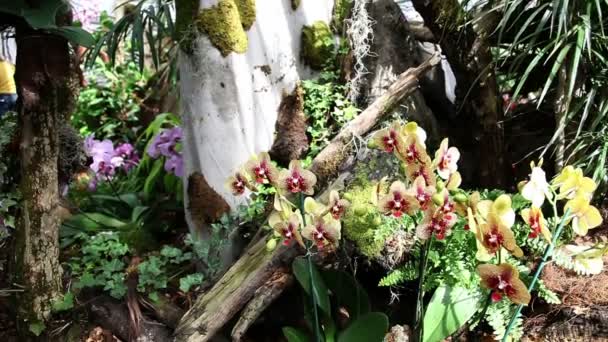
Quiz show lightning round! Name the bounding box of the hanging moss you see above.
[291,0,301,10]
[235,0,256,30]
[300,21,335,70]
[331,0,352,33]
[197,0,249,57]
[174,0,200,54]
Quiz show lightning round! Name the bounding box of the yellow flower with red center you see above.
[405,155,435,186]
[272,213,305,247]
[378,181,420,218]
[408,175,435,210]
[478,213,523,258]
[302,216,341,249]
[401,121,427,146]
[277,160,317,195]
[327,190,349,220]
[225,171,250,195]
[521,206,551,242]
[433,138,460,180]
[477,194,516,228]
[371,122,402,154]
[477,263,531,305]
[244,152,278,185]
[564,195,603,236]
[398,134,429,166]
[416,203,458,240]
[552,166,597,200]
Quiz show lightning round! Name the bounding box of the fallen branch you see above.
[173,55,440,342]
[311,53,441,186]
[231,268,294,341]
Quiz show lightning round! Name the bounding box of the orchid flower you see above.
[371,122,402,154]
[433,138,460,180]
[244,152,278,185]
[416,206,457,240]
[378,181,420,218]
[408,176,435,210]
[564,195,603,236]
[478,263,531,305]
[477,194,515,228]
[327,190,349,220]
[278,160,317,195]
[226,171,250,195]
[521,207,551,242]
[478,213,523,258]
[520,163,551,207]
[552,166,597,200]
[405,156,435,186]
[401,121,427,146]
[302,216,341,249]
[272,213,305,247]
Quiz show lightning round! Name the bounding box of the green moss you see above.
[300,21,335,70]
[175,0,200,53]
[197,0,249,57]
[235,0,256,30]
[332,0,352,32]
[291,0,301,10]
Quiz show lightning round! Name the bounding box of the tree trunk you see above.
[12,32,78,336]
[411,0,506,188]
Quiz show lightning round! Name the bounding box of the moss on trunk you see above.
[197,0,256,57]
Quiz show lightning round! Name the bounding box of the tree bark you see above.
[411,0,506,188]
[12,32,78,336]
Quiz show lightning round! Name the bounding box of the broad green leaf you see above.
[144,159,164,198]
[337,312,388,342]
[283,327,310,342]
[63,212,127,232]
[48,26,95,47]
[321,270,370,319]
[292,257,331,315]
[423,285,482,342]
[51,291,75,312]
[29,321,45,337]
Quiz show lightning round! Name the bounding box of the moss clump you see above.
[174,0,200,53]
[291,0,301,10]
[332,0,352,32]
[235,0,256,30]
[300,21,335,70]
[197,0,249,57]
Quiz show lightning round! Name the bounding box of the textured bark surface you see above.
[310,54,441,187]
[174,239,299,342]
[411,0,506,188]
[12,32,78,334]
[268,84,309,166]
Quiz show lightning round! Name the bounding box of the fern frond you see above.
[379,260,419,287]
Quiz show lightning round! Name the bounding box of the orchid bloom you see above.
[226,171,250,196]
[433,138,460,180]
[327,190,349,220]
[278,160,317,195]
[477,194,515,228]
[244,152,278,185]
[552,166,597,200]
[521,163,551,207]
[408,176,435,210]
[372,122,402,153]
[164,153,184,177]
[302,216,341,248]
[446,171,462,190]
[401,121,427,146]
[521,207,551,242]
[379,181,420,218]
[397,134,428,166]
[272,213,304,247]
[405,156,435,186]
[416,206,457,240]
[564,195,603,236]
[478,213,523,258]
[478,263,531,305]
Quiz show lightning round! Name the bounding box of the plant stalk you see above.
[414,237,433,341]
[501,208,571,341]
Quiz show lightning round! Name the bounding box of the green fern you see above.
[537,280,561,304]
[378,260,419,287]
[485,300,523,341]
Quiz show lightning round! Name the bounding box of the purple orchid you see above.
[114,143,140,172]
[147,127,184,178]
[164,154,184,178]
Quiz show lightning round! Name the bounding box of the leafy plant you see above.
[423,285,482,342]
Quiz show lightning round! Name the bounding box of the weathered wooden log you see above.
[311,54,441,186]
[231,268,294,341]
[173,56,439,342]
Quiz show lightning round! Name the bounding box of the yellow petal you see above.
[493,195,512,215]
[477,200,492,220]
[583,205,603,230]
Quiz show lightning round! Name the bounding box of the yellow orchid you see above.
[564,195,603,236]
[446,171,462,190]
[521,207,551,242]
[477,194,515,228]
[401,121,427,146]
[552,166,596,200]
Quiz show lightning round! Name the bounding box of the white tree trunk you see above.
[180,0,334,229]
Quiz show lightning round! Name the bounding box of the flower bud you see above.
[432,193,444,206]
[373,216,382,226]
[517,180,527,193]
[454,193,468,204]
[436,180,445,191]
[343,193,353,201]
[266,238,277,251]
[354,206,368,216]
[367,139,378,149]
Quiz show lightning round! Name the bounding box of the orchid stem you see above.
[501,208,571,342]
[299,192,322,342]
[414,237,433,341]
